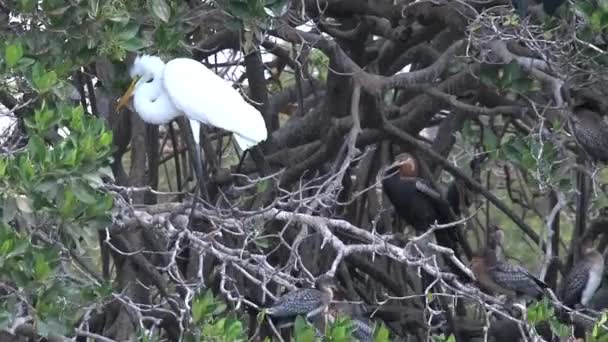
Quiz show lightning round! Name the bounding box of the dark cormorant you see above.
[382,153,471,279]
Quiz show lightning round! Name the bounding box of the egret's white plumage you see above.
[121,55,268,150]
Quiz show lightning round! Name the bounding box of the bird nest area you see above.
[467,2,608,91]
[6,0,608,341]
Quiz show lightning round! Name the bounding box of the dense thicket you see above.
[2,0,608,341]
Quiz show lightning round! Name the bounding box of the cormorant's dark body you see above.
[383,174,451,231]
[382,170,461,255]
[382,155,469,279]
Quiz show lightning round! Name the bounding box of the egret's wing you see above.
[163,58,268,150]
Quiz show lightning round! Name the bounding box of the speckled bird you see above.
[382,153,464,257]
[568,106,608,164]
[471,247,547,300]
[559,239,604,307]
[266,275,336,319]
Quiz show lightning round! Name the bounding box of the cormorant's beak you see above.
[116,76,141,111]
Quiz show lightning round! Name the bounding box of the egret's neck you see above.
[133,80,180,124]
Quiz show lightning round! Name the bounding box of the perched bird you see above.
[568,105,608,164]
[559,239,605,307]
[382,153,467,260]
[116,55,268,151]
[471,246,547,300]
[266,275,336,319]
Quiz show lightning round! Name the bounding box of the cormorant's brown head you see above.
[395,153,418,177]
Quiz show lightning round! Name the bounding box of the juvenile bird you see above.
[568,105,608,164]
[559,239,605,307]
[471,246,547,300]
[266,275,336,320]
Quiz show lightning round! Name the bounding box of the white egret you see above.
[116,55,268,151]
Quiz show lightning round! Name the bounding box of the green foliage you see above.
[590,312,608,342]
[0,100,114,336]
[0,11,116,336]
[577,1,608,34]
[479,61,541,95]
[187,289,246,342]
[526,299,569,338]
[0,221,113,338]
[294,316,318,342]
[2,103,114,229]
[499,133,567,190]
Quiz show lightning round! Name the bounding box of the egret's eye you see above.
[145,77,154,83]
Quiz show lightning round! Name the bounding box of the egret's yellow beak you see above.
[116,76,141,111]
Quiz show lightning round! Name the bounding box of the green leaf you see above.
[254,238,270,249]
[99,131,113,147]
[0,158,6,177]
[116,23,140,40]
[18,57,35,68]
[225,319,243,339]
[34,253,52,281]
[5,239,29,259]
[120,37,146,52]
[150,0,171,23]
[374,322,390,342]
[31,64,58,93]
[500,143,522,163]
[591,11,603,31]
[106,10,130,24]
[88,0,99,18]
[28,135,46,161]
[5,43,24,68]
[72,182,97,204]
[294,316,316,342]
